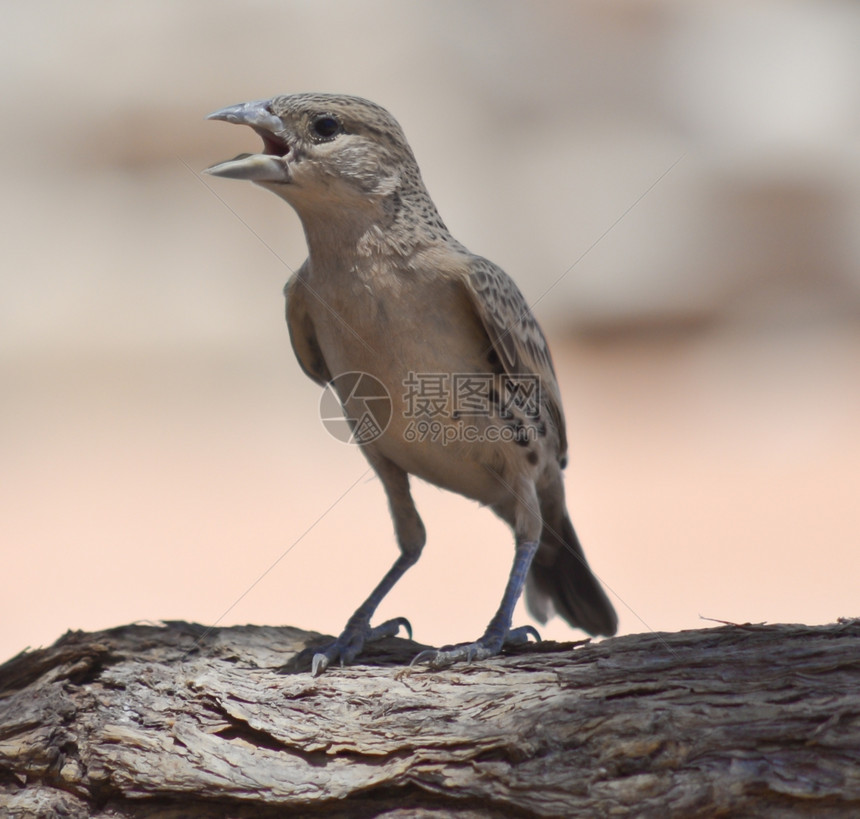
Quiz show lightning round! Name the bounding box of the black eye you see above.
[311,114,341,139]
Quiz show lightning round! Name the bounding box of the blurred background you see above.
[2,0,859,663]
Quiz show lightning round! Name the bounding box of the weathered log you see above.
[1,620,858,817]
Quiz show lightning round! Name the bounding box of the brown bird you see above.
[206,94,617,675]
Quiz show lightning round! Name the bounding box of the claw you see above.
[504,625,541,646]
[376,616,412,641]
[308,615,413,676]
[311,653,330,677]
[411,624,542,669]
[410,648,439,667]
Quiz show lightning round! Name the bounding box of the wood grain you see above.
[1,620,859,817]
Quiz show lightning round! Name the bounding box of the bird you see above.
[206,93,617,675]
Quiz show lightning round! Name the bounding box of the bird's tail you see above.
[525,511,618,637]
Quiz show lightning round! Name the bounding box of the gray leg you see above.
[412,538,540,668]
[311,452,425,676]
[413,477,542,668]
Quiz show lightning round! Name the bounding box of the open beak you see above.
[205,99,291,183]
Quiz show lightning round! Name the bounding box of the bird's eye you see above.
[311,115,341,140]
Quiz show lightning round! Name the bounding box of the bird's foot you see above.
[311,616,411,677]
[411,625,540,669]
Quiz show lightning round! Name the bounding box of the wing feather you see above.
[461,257,568,460]
[284,271,332,387]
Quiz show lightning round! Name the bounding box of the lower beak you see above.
[204,152,287,181]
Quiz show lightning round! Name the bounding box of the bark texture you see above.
[1,620,859,818]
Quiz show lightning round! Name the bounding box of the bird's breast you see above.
[302,262,552,504]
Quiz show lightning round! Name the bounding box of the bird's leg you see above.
[412,538,541,668]
[480,538,542,647]
[311,453,425,676]
[413,477,543,668]
[310,553,416,676]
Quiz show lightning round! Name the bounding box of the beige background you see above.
[2,0,859,662]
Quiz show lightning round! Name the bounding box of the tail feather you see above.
[525,513,617,637]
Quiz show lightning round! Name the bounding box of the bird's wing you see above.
[284,272,332,386]
[460,257,568,459]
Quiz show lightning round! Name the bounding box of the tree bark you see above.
[1,619,858,818]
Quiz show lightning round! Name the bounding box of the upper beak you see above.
[206,99,282,130]
[205,99,291,182]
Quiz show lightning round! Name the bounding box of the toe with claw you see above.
[411,625,540,669]
[310,616,412,676]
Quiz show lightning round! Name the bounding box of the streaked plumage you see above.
[207,93,617,674]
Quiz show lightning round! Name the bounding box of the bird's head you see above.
[206,93,421,214]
